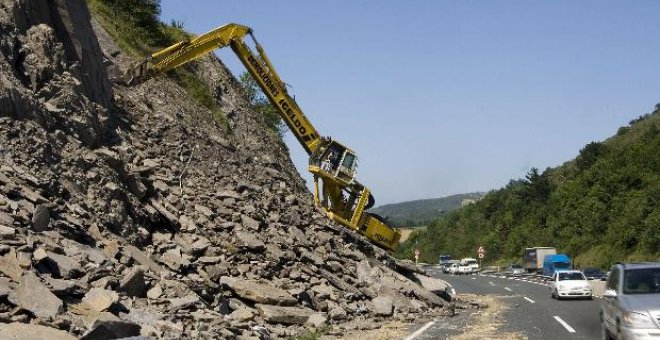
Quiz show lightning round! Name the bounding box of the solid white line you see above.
[404,319,437,340]
[524,297,535,303]
[504,287,512,291]
[554,316,576,333]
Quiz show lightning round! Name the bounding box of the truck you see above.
[542,254,572,277]
[438,254,452,264]
[523,247,556,273]
[124,23,401,250]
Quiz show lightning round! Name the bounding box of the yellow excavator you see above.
[125,23,401,250]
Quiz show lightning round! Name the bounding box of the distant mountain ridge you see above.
[370,193,485,227]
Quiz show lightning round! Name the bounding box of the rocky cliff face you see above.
[0,0,446,338]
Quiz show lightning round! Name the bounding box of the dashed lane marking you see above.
[553,316,576,333]
[524,297,536,304]
[404,319,437,340]
[504,287,512,291]
[489,281,495,286]
[471,277,476,280]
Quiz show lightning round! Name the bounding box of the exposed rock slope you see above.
[0,0,446,338]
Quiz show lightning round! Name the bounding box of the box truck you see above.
[523,247,556,273]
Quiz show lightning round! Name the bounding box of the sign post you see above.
[477,246,485,267]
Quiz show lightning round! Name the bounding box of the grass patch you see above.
[291,326,331,340]
[86,0,226,127]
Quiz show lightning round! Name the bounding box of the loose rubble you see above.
[0,0,449,338]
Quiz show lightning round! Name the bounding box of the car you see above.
[506,263,525,275]
[549,270,592,300]
[460,258,479,274]
[448,263,460,275]
[439,262,453,273]
[600,262,660,340]
[442,260,460,274]
[582,267,607,281]
[457,264,473,275]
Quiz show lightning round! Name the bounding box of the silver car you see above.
[600,262,660,339]
[507,263,525,275]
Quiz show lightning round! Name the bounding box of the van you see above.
[460,258,479,274]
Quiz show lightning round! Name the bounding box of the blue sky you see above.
[160,1,660,205]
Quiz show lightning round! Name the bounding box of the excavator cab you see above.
[308,139,358,184]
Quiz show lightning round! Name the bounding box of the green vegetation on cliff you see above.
[399,107,660,268]
[87,0,225,125]
[87,0,285,137]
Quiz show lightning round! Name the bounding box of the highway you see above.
[409,268,602,339]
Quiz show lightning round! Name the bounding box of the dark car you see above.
[582,267,607,281]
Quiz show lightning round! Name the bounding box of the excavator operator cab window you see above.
[331,148,358,183]
[311,141,358,183]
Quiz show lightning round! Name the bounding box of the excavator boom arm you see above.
[125,23,321,154]
[124,23,401,250]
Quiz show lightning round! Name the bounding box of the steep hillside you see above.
[0,0,446,338]
[400,109,660,268]
[370,193,484,227]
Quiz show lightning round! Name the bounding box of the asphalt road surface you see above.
[409,268,602,339]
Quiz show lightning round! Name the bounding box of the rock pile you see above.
[0,0,447,338]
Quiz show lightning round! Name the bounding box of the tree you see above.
[524,167,551,201]
[576,142,608,170]
[239,72,286,138]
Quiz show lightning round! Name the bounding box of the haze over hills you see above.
[370,193,485,227]
[399,107,660,268]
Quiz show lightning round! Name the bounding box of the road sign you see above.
[477,246,485,254]
[478,253,484,259]
[414,249,420,256]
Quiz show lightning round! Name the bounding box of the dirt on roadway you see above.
[451,294,526,340]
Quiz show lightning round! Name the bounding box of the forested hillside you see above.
[370,193,484,227]
[399,107,660,268]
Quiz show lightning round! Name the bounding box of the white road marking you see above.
[404,319,437,340]
[524,297,535,303]
[504,287,512,291]
[451,288,456,295]
[471,277,476,280]
[489,281,495,286]
[553,316,576,333]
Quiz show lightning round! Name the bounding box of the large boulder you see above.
[0,323,76,340]
[15,271,63,318]
[221,277,297,306]
[255,304,314,325]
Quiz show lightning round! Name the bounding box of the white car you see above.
[448,263,460,275]
[458,264,473,275]
[460,258,479,274]
[550,270,593,300]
